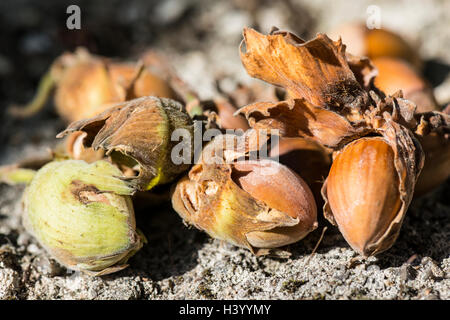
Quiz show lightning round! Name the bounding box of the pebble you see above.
[0,268,20,299]
[16,233,31,247]
[33,256,65,277]
[154,0,190,25]
[27,243,42,255]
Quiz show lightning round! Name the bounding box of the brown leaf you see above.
[346,53,378,90]
[237,98,370,148]
[413,110,450,195]
[240,28,367,109]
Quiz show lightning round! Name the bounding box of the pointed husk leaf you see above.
[57,96,194,191]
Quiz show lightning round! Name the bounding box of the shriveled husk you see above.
[57,96,194,191]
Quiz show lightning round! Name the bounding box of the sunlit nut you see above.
[22,160,145,276]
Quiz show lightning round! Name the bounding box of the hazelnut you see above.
[329,22,422,70]
[171,134,317,254]
[9,48,178,123]
[269,137,332,205]
[372,57,438,112]
[324,137,402,256]
[22,160,145,276]
[413,110,450,196]
[236,27,427,256]
[415,132,450,196]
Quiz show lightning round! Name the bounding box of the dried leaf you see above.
[240,28,368,109]
[237,98,369,148]
[413,110,450,195]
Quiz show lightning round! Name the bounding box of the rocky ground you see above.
[0,0,449,300]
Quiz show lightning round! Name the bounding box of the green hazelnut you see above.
[22,160,145,276]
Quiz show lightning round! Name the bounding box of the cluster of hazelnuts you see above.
[1,24,448,276]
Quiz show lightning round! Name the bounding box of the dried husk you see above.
[413,110,450,196]
[171,133,317,255]
[64,131,105,163]
[237,27,426,256]
[238,98,370,148]
[57,96,194,191]
[240,28,369,109]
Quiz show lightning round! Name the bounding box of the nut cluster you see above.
[2,24,449,276]
[235,27,449,256]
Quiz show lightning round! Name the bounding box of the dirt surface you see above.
[0,0,449,300]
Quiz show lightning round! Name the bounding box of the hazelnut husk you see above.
[413,110,450,196]
[64,131,105,163]
[171,133,318,255]
[57,96,194,191]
